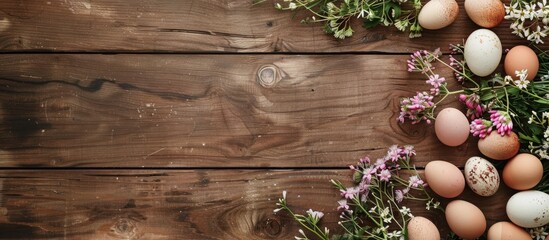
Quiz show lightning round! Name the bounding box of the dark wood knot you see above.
[261,218,281,237]
[111,218,138,239]
[257,65,280,88]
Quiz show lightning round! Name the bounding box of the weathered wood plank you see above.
[0,54,480,168]
[0,170,514,239]
[0,0,538,53]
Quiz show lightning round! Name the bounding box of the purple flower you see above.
[426,74,446,95]
[401,145,415,157]
[374,158,387,170]
[407,50,440,73]
[385,145,402,162]
[359,156,370,164]
[449,54,466,83]
[362,166,376,183]
[358,178,370,194]
[489,110,513,136]
[470,118,493,139]
[398,91,435,124]
[337,199,349,211]
[341,187,360,199]
[408,175,424,188]
[378,169,391,182]
[394,189,404,203]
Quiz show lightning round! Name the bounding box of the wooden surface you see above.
[0,0,534,239]
[0,0,544,53]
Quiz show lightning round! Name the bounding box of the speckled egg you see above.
[435,108,470,147]
[464,29,502,77]
[464,0,505,28]
[418,0,459,29]
[425,160,465,198]
[503,153,543,190]
[478,132,520,160]
[464,156,500,196]
[487,221,531,240]
[446,200,487,239]
[407,216,440,240]
[506,190,549,228]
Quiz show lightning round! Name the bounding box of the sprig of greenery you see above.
[274,145,442,240]
[255,0,423,39]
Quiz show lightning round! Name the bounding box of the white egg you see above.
[464,156,499,196]
[464,29,502,77]
[506,190,549,228]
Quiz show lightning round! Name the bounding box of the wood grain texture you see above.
[0,170,515,239]
[0,0,541,53]
[0,54,481,168]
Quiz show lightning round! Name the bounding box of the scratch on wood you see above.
[43,100,49,122]
[144,148,165,160]
[20,75,42,79]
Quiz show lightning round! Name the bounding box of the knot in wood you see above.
[257,65,279,88]
[262,218,281,237]
[111,218,138,239]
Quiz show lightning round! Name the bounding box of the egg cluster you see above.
[414,2,549,235]
[431,99,547,238]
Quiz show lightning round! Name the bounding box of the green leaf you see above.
[480,91,496,101]
[363,18,381,29]
[519,132,541,144]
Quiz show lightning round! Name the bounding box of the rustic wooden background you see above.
[0,0,545,239]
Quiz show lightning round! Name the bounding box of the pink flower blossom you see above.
[341,187,360,199]
[426,74,446,95]
[408,175,424,188]
[359,156,370,164]
[459,94,484,120]
[401,145,415,157]
[394,189,404,203]
[374,158,387,170]
[489,110,513,136]
[337,199,349,211]
[385,145,402,162]
[398,91,435,124]
[407,50,440,73]
[470,118,493,139]
[378,169,391,182]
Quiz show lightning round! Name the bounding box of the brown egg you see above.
[487,221,531,240]
[504,45,539,80]
[435,108,470,146]
[445,200,486,239]
[502,153,543,190]
[407,216,440,240]
[425,160,465,198]
[464,0,505,28]
[478,132,520,160]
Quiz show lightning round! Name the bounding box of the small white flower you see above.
[514,79,530,89]
[387,230,402,238]
[529,226,548,240]
[399,206,411,216]
[504,75,513,84]
[288,2,297,10]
